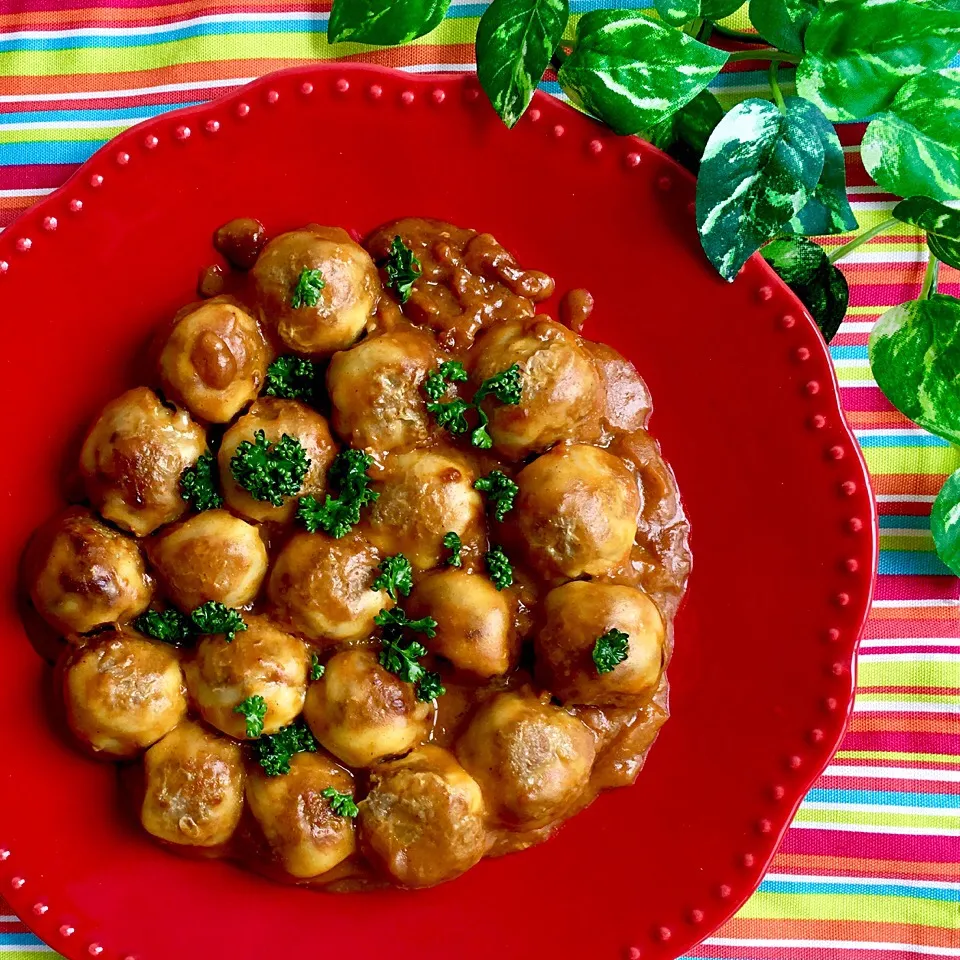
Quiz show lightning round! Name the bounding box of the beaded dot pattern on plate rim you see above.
[0,66,873,960]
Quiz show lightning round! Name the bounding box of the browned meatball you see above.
[268,531,390,643]
[327,329,439,454]
[218,398,337,524]
[406,569,518,678]
[303,649,431,767]
[246,752,357,879]
[63,628,186,757]
[185,615,309,739]
[535,581,665,706]
[146,510,268,611]
[455,691,595,827]
[252,226,380,356]
[515,443,640,580]
[364,450,484,570]
[469,316,602,459]
[359,745,485,888]
[26,507,151,635]
[79,387,206,536]
[141,720,245,847]
[157,297,269,423]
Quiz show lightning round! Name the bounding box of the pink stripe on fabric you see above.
[778,828,960,861]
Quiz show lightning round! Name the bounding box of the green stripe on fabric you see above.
[881,535,937,552]
[857,659,960,689]
[863,446,960,474]
[794,808,960,829]
[736,891,960,927]
[0,127,124,143]
[835,750,960,764]
[855,692,960,703]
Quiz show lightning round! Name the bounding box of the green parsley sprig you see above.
[134,608,195,646]
[230,430,310,507]
[592,629,630,675]
[372,554,414,601]
[180,452,223,512]
[234,694,267,738]
[484,545,513,591]
[264,355,321,403]
[442,531,463,568]
[380,235,422,303]
[254,720,317,776]
[322,786,360,818]
[291,267,325,309]
[310,653,325,681]
[474,470,518,521]
[297,448,379,538]
[191,601,247,642]
[376,607,444,702]
[424,361,469,401]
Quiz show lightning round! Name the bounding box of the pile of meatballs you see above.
[22,217,689,890]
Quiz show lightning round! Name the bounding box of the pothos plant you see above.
[326,0,960,576]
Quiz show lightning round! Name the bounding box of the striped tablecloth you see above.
[1,3,958,958]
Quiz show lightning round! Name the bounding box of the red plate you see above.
[0,64,876,960]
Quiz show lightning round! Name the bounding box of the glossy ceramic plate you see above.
[0,64,876,960]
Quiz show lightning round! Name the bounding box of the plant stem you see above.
[699,20,714,43]
[827,217,898,264]
[684,17,704,37]
[708,22,763,42]
[768,60,785,113]
[921,255,940,299]
[726,49,801,64]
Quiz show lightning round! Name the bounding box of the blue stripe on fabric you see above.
[758,879,960,901]
[878,550,952,576]
[879,515,934,529]
[0,934,45,946]
[857,433,951,448]
[831,345,868,360]
[805,788,960,807]
[0,141,104,165]
[0,101,204,125]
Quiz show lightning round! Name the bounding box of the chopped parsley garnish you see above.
[310,653,325,681]
[485,545,513,591]
[376,606,444,702]
[296,448,378,538]
[291,267,325,309]
[474,470,518,521]
[372,554,414,601]
[424,361,469,401]
[442,531,463,568]
[134,608,194,646]
[254,720,317,776]
[234,694,267,738]
[264,355,320,402]
[474,363,523,406]
[426,397,473,435]
[230,430,310,507]
[592,629,630,675]
[381,235,422,303]
[191,601,247,642]
[322,786,359,818]
[180,452,223,512]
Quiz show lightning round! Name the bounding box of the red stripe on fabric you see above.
[772,852,960,878]
[864,617,960,639]
[840,730,960,754]
[714,917,960,946]
[0,163,79,190]
[814,775,960,795]
[873,576,960,602]
[779,826,960,860]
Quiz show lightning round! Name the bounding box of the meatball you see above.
[185,615,309,739]
[252,226,380,356]
[63,629,186,757]
[515,444,640,580]
[456,692,595,828]
[80,387,206,536]
[218,398,337,524]
[468,316,602,459]
[359,745,485,888]
[146,510,268,611]
[406,569,518,678]
[535,581,665,705]
[303,649,431,768]
[157,297,269,423]
[246,752,357,879]
[364,450,483,570]
[327,329,438,454]
[268,531,390,643]
[141,720,245,847]
[26,507,151,635]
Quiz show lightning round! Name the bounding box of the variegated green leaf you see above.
[761,236,849,342]
[476,0,569,128]
[862,71,960,203]
[643,89,723,173]
[696,98,825,281]
[796,0,960,122]
[557,10,728,136]
[328,0,450,43]
[749,0,818,53]
[932,468,960,576]
[868,294,960,445]
[894,195,960,270]
[781,97,858,236]
[701,0,745,16]
[654,0,701,27]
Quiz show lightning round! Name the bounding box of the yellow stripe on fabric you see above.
[736,892,960,928]
[881,535,935,552]
[858,659,960,688]
[0,127,124,143]
[835,750,960,764]
[863,446,960,475]
[794,808,960,829]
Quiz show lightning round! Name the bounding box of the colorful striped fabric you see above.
[1,1,958,958]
